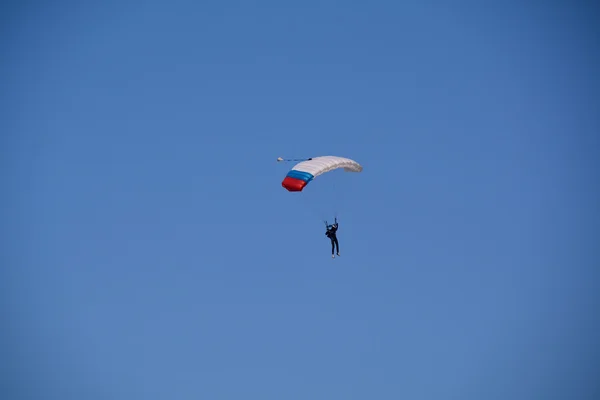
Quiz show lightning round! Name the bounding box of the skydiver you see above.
[325,218,340,258]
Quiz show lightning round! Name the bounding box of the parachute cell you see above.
[281,156,363,192]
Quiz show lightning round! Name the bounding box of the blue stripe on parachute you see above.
[286,170,314,182]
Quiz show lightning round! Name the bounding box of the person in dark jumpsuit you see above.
[325,218,340,258]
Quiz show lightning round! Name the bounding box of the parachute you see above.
[280,156,363,192]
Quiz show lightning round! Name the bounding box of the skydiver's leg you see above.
[334,237,339,255]
[331,239,335,254]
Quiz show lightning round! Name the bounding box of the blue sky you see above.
[2,1,599,399]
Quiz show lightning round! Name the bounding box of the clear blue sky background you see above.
[2,1,599,399]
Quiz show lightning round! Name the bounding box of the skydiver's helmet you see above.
[327,225,333,230]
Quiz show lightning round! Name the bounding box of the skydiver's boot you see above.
[332,254,335,258]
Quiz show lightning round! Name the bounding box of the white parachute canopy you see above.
[280,156,362,192]
[292,156,362,175]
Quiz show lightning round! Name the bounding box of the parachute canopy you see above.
[281,156,363,192]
